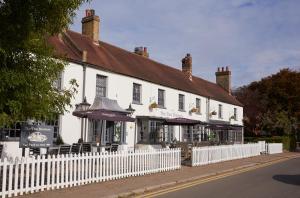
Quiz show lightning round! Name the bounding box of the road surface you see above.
[155,157,300,198]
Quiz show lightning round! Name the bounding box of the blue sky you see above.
[70,0,300,88]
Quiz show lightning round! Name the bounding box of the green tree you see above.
[234,68,300,150]
[0,0,89,125]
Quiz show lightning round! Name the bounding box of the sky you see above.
[70,0,300,88]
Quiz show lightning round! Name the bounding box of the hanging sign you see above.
[20,124,54,148]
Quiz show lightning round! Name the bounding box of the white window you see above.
[158,89,165,107]
[218,104,223,119]
[179,94,185,111]
[132,83,141,104]
[96,75,107,97]
[234,108,237,120]
[196,98,201,113]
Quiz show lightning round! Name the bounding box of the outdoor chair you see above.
[105,143,111,152]
[71,143,82,154]
[82,143,92,153]
[0,144,3,158]
[110,144,119,152]
[58,145,71,155]
[48,147,59,155]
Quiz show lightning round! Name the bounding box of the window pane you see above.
[218,104,223,118]
[158,89,165,107]
[179,94,185,110]
[196,98,201,113]
[96,75,107,97]
[133,83,141,103]
[234,108,237,120]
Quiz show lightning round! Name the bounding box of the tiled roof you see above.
[48,30,243,106]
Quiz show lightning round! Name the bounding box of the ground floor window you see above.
[90,120,125,145]
[0,116,60,141]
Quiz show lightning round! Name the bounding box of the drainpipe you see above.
[206,97,210,140]
[81,50,87,141]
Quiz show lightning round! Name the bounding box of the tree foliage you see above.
[0,0,89,125]
[233,68,300,140]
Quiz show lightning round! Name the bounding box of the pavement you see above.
[152,155,300,198]
[20,152,300,198]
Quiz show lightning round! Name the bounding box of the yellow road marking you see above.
[137,157,290,198]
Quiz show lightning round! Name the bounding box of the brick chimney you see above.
[134,47,149,58]
[81,9,100,42]
[215,66,231,94]
[182,53,192,81]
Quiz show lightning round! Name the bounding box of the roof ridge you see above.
[59,30,243,106]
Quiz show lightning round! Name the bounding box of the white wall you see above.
[60,62,243,148]
[60,63,83,144]
[209,99,243,125]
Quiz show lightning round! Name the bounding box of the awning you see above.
[73,109,135,122]
[163,118,203,126]
[205,120,243,130]
[73,97,135,122]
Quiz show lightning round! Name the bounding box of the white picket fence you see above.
[266,143,283,154]
[191,143,261,166]
[0,148,181,198]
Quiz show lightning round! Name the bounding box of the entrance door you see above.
[105,121,114,144]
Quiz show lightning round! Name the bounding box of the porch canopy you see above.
[73,97,135,122]
[163,117,203,126]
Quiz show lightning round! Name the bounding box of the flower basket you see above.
[210,111,217,116]
[190,107,199,113]
[149,102,158,109]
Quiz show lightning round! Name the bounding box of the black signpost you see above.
[20,124,54,156]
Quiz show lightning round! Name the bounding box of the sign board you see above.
[20,124,54,148]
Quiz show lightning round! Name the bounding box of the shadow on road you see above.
[273,174,300,186]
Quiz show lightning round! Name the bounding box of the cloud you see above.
[71,0,300,87]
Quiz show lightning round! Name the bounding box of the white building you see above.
[0,10,243,157]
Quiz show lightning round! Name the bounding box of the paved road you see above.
[156,157,300,198]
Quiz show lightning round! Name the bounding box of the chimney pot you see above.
[226,66,229,71]
[134,46,149,58]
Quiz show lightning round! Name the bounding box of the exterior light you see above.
[126,104,135,115]
[75,96,91,112]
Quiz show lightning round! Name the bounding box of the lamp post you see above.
[74,97,91,142]
[126,104,136,151]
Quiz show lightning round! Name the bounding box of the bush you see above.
[284,135,297,151]
[244,136,283,143]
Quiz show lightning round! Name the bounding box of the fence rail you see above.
[266,143,283,154]
[191,143,261,166]
[0,148,181,198]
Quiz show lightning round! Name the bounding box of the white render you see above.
[59,62,243,150]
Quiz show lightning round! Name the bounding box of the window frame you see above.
[196,98,201,114]
[234,108,238,121]
[218,104,223,119]
[96,74,107,98]
[178,94,185,111]
[132,83,142,104]
[157,89,165,108]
